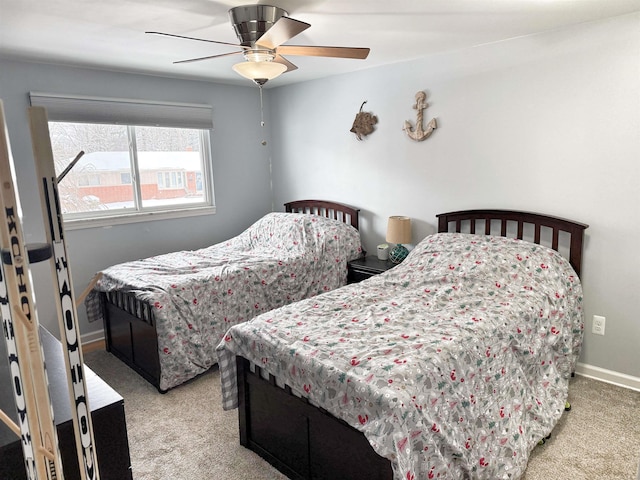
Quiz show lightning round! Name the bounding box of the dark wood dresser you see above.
[0,327,132,480]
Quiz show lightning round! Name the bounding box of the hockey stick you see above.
[56,150,84,183]
[0,405,21,436]
[28,106,101,480]
[75,272,102,307]
[0,257,41,479]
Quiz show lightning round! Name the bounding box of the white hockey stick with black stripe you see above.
[0,101,64,479]
[28,106,100,480]
[0,245,40,479]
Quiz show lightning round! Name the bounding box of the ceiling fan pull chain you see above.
[259,84,265,127]
[259,85,267,146]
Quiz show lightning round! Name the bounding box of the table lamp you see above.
[386,216,411,263]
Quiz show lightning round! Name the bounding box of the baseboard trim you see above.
[82,330,105,344]
[575,362,640,392]
[81,331,106,354]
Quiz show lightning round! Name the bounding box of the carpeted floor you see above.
[84,350,640,480]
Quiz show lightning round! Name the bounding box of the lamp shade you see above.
[232,61,287,81]
[386,216,411,244]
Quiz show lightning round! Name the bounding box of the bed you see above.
[85,200,362,392]
[216,209,588,480]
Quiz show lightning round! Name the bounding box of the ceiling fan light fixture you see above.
[244,50,275,62]
[232,60,287,83]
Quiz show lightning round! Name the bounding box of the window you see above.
[157,170,186,189]
[77,172,101,186]
[30,93,215,227]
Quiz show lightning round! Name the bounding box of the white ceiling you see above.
[1,0,639,88]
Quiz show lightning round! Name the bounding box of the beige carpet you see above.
[84,350,640,480]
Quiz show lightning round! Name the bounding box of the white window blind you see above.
[29,92,214,130]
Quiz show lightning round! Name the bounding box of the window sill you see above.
[63,205,216,230]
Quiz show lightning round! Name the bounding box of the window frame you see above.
[30,92,216,230]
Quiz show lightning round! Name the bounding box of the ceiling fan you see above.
[147,4,370,85]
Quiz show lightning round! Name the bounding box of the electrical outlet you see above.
[592,315,606,336]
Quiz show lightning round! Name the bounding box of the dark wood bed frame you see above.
[285,199,360,230]
[101,200,360,392]
[236,209,588,480]
[436,209,588,277]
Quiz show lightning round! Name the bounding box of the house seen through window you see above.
[49,123,213,220]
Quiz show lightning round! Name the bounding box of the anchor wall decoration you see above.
[403,91,437,142]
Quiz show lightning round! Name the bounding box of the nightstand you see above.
[347,256,396,283]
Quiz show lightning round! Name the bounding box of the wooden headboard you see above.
[284,200,360,230]
[436,209,588,277]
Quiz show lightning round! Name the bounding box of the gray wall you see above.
[268,14,640,380]
[0,59,275,338]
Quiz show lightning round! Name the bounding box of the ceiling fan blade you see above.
[276,45,370,59]
[255,17,310,50]
[174,51,243,64]
[146,31,247,49]
[273,55,298,72]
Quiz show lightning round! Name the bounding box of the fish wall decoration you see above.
[350,101,378,141]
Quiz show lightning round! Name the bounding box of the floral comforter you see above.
[216,233,584,479]
[85,212,362,390]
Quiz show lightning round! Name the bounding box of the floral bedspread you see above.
[216,233,584,479]
[85,212,362,390]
